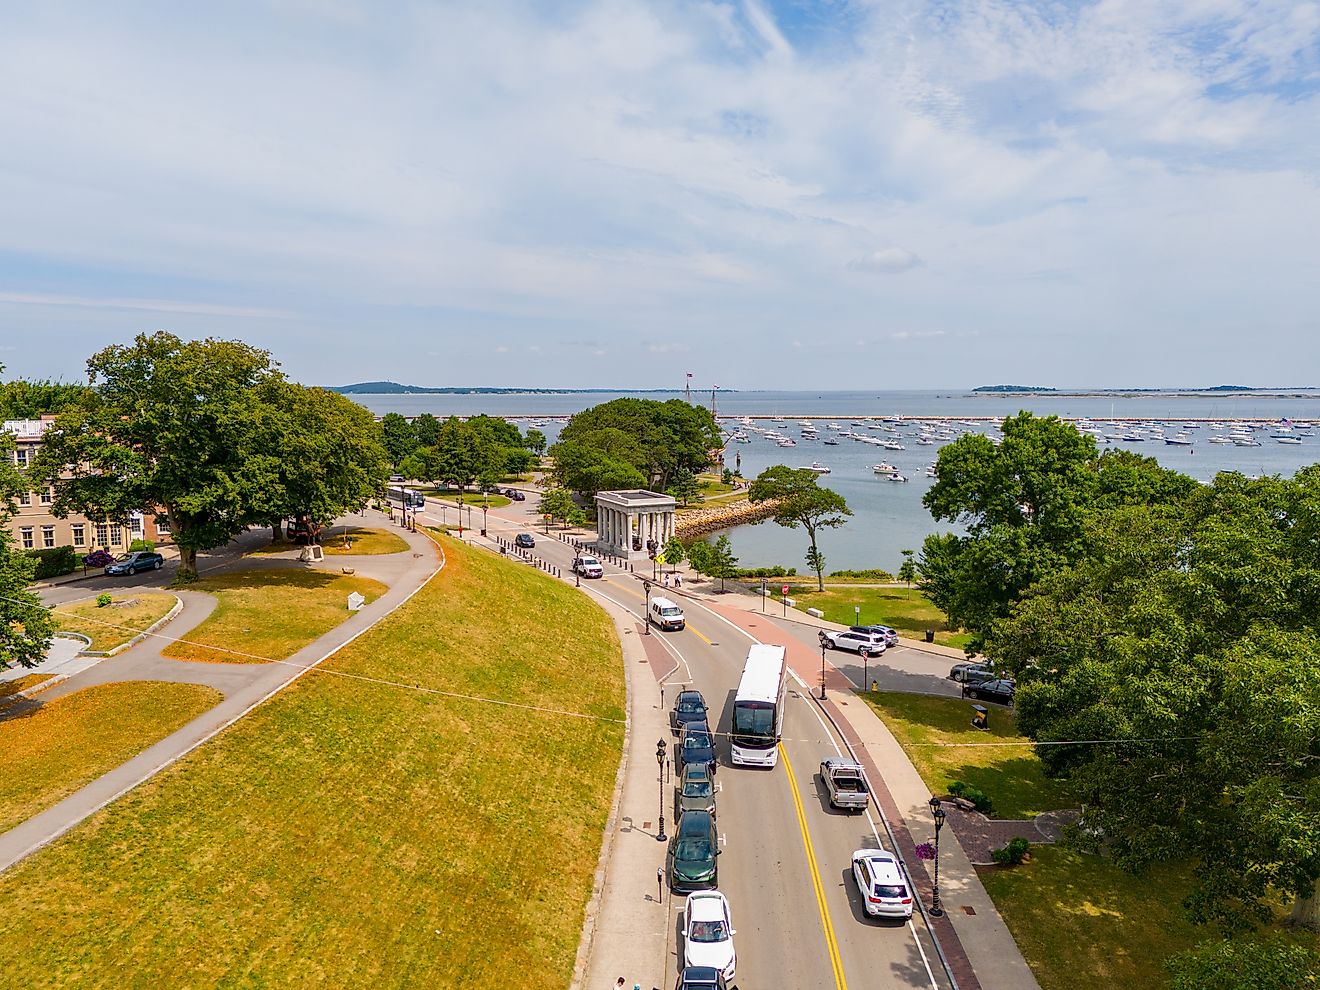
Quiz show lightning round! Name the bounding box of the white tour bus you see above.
[388,485,426,510]
[730,644,788,768]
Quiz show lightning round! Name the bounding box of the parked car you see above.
[676,763,717,819]
[819,758,870,812]
[963,678,1016,706]
[852,624,900,647]
[683,890,737,980]
[674,967,737,990]
[671,689,708,732]
[667,810,719,892]
[851,848,914,919]
[104,551,165,576]
[678,721,717,776]
[504,488,527,501]
[820,629,887,655]
[514,533,535,549]
[572,555,603,578]
[948,661,996,684]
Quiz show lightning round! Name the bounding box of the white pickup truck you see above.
[820,758,871,812]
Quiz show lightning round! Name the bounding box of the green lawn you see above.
[52,593,178,653]
[864,691,1075,819]
[0,535,625,987]
[161,569,388,663]
[772,585,973,649]
[0,682,221,833]
[422,487,512,509]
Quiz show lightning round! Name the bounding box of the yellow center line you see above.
[780,744,849,990]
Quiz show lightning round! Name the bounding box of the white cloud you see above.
[849,248,923,274]
[0,291,296,320]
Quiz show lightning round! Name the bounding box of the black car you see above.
[678,721,717,776]
[504,488,527,501]
[514,533,535,549]
[671,689,708,733]
[949,661,996,684]
[964,678,1015,705]
[666,810,719,892]
[104,551,165,576]
[675,966,736,990]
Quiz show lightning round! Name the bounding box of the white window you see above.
[14,449,27,467]
[95,523,109,548]
[71,524,86,547]
[41,525,55,548]
[19,527,33,549]
[155,514,171,534]
[109,525,123,546]
[18,492,30,506]
[40,487,53,505]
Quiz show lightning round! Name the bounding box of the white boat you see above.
[882,440,906,451]
[1208,436,1233,444]
[798,462,831,474]
[872,462,898,474]
[882,471,908,482]
[822,438,840,446]
[1164,433,1194,446]
[1234,438,1262,446]
[777,438,797,447]
[1276,436,1303,445]
[826,422,842,430]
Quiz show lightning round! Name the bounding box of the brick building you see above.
[3,417,172,555]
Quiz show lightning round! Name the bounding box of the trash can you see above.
[480,528,487,537]
[925,629,935,643]
[971,704,989,731]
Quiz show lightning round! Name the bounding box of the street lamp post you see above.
[861,647,869,694]
[656,739,668,842]
[761,577,767,613]
[643,580,652,636]
[819,638,827,700]
[929,796,946,917]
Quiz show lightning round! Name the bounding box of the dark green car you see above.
[676,763,716,819]
[667,810,718,893]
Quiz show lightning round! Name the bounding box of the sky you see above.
[2,0,1319,390]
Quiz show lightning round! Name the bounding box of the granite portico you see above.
[594,490,676,560]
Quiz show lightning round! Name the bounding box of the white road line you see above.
[579,585,694,686]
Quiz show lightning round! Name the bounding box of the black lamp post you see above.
[861,647,870,694]
[819,638,827,700]
[929,796,946,917]
[656,738,668,842]
[643,579,652,636]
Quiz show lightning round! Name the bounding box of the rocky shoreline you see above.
[676,498,779,540]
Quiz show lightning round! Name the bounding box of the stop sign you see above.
[781,584,789,595]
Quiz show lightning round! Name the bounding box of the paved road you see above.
[421,493,952,990]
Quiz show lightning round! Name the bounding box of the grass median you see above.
[0,681,221,833]
[0,534,625,987]
[773,585,973,649]
[52,592,178,653]
[161,569,388,663]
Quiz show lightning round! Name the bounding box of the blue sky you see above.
[2,0,1319,389]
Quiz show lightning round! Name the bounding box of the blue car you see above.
[678,721,717,776]
[105,551,165,576]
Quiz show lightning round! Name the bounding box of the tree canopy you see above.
[748,465,850,591]
[0,377,92,420]
[550,398,720,497]
[0,426,53,668]
[987,470,1320,931]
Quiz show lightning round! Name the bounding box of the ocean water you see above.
[351,390,1320,573]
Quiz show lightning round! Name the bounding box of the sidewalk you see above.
[704,599,1041,990]
[0,513,441,875]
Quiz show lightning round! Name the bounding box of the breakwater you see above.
[676,499,779,540]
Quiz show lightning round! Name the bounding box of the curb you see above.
[73,595,185,658]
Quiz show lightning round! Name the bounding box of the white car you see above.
[683,890,737,980]
[820,629,887,655]
[572,555,604,578]
[851,848,913,919]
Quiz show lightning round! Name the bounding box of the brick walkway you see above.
[943,804,1081,865]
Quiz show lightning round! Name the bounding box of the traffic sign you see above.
[781,584,789,595]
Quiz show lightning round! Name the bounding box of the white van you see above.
[649,596,686,631]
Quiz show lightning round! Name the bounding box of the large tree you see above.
[0,378,92,420]
[35,333,285,579]
[0,414,54,668]
[379,413,418,466]
[989,472,1320,931]
[748,465,851,591]
[920,413,1195,649]
[550,398,720,496]
[260,383,390,542]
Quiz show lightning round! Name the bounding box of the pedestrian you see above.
[674,574,682,589]
[662,573,670,588]
[615,979,626,990]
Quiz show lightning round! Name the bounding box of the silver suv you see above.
[820,629,887,655]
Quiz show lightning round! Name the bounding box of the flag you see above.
[686,372,693,378]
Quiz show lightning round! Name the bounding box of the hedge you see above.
[25,545,78,579]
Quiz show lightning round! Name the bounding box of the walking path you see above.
[0,513,440,875]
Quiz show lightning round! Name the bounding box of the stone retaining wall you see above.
[675,498,779,540]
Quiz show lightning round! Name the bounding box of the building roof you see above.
[594,489,676,509]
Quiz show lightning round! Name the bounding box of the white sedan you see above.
[683,890,737,980]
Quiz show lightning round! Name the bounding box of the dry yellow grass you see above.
[52,593,178,653]
[0,535,624,987]
[0,674,52,699]
[161,569,388,663]
[320,526,409,555]
[0,681,221,832]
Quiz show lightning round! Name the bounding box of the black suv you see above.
[514,533,535,549]
[675,967,737,990]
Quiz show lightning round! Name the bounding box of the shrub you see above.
[1166,935,1320,990]
[946,781,993,813]
[95,593,113,608]
[828,568,895,580]
[947,781,967,797]
[128,538,156,553]
[991,836,1031,866]
[24,545,78,579]
[732,566,797,578]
